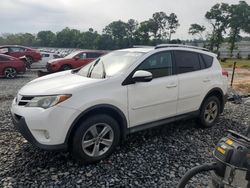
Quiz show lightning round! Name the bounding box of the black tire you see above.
[61,64,72,71]
[198,96,220,128]
[4,67,17,78]
[26,56,34,64]
[71,114,120,164]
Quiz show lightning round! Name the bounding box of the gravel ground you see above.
[0,71,250,187]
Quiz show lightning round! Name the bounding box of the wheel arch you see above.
[65,104,128,147]
[200,87,225,114]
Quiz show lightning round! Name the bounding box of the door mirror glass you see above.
[132,70,153,82]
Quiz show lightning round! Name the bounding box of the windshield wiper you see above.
[87,59,100,77]
[101,60,106,78]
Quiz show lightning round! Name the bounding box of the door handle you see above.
[166,83,177,88]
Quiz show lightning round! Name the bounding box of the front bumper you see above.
[11,99,80,150]
[12,114,67,150]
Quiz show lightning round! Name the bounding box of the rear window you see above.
[201,54,213,68]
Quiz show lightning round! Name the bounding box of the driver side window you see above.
[137,51,173,79]
[78,53,87,59]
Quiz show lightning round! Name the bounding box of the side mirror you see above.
[74,56,80,60]
[132,70,153,82]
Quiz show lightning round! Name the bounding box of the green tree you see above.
[228,1,250,57]
[126,19,139,46]
[56,27,81,48]
[103,20,128,48]
[205,3,230,52]
[188,24,206,39]
[134,21,151,45]
[166,13,180,41]
[37,30,56,47]
[78,28,99,49]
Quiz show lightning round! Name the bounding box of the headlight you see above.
[25,95,71,109]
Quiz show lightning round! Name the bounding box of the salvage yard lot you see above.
[221,59,250,94]
[0,71,250,187]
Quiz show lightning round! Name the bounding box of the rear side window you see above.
[87,52,102,58]
[174,51,200,74]
[201,54,213,68]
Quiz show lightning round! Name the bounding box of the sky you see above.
[1,0,248,40]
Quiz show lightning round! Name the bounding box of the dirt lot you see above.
[0,71,250,187]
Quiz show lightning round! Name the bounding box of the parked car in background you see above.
[46,50,107,72]
[31,52,60,69]
[0,54,26,78]
[0,45,42,64]
[11,44,228,163]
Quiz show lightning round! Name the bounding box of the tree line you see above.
[0,1,249,56]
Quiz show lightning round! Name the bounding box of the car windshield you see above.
[64,51,81,59]
[77,51,145,78]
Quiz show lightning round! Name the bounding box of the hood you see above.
[48,58,65,64]
[19,71,103,95]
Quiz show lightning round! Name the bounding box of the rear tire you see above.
[4,67,17,78]
[71,114,120,164]
[198,96,220,128]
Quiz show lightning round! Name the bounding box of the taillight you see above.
[222,69,228,77]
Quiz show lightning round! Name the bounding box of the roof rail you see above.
[133,45,154,48]
[155,44,209,51]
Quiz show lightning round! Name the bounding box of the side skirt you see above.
[128,111,199,134]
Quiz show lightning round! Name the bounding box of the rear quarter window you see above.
[201,54,213,68]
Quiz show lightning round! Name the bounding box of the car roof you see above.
[0,53,16,59]
[118,47,154,53]
[0,45,31,49]
[117,45,216,57]
[76,50,109,53]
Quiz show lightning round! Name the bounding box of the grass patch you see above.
[220,59,250,68]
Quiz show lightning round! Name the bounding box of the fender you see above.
[64,104,128,145]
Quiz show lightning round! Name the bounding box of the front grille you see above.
[18,96,34,106]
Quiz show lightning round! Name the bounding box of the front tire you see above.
[61,64,72,71]
[71,114,120,164]
[198,96,220,128]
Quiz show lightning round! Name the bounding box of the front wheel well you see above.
[200,88,224,113]
[67,106,128,147]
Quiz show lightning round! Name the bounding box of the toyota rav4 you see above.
[11,44,228,163]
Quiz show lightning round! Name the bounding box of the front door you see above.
[127,51,178,127]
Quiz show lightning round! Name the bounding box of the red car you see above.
[46,50,107,72]
[0,45,42,64]
[0,54,26,78]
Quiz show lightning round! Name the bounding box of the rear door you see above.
[127,51,178,127]
[174,50,211,115]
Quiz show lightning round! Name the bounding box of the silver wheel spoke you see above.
[89,125,98,137]
[100,138,113,147]
[92,144,100,156]
[82,139,95,148]
[99,126,111,138]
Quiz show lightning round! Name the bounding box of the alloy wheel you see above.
[204,101,218,124]
[82,123,114,157]
[4,68,17,78]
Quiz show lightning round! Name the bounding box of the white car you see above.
[11,44,228,163]
[31,52,60,69]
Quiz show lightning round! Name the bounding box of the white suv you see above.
[11,44,228,163]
